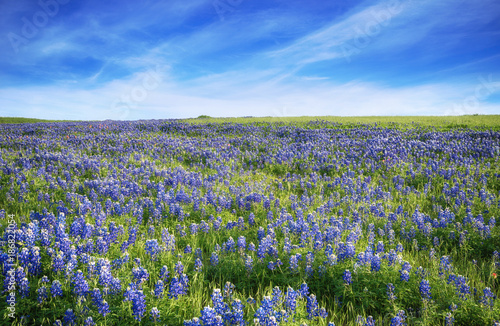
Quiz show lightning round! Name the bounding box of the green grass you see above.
[0,117,499,325]
[3,115,500,130]
[0,117,76,124]
[182,115,500,130]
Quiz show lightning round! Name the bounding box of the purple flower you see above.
[154,280,164,298]
[150,307,161,322]
[419,279,432,301]
[37,285,48,304]
[343,270,352,285]
[194,258,203,272]
[159,265,169,281]
[51,280,63,297]
[387,283,397,301]
[210,252,219,266]
[132,266,149,285]
[64,309,76,326]
[145,239,161,260]
[71,270,89,297]
[131,290,147,321]
[19,277,30,298]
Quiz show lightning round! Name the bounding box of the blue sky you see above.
[1,0,499,120]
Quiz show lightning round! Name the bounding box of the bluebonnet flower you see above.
[343,270,352,285]
[19,277,30,298]
[289,254,300,273]
[96,236,108,255]
[419,279,432,301]
[184,317,201,326]
[154,280,165,298]
[224,282,235,300]
[150,307,160,323]
[230,299,245,325]
[248,213,255,226]
[305,263,313,278]
[298,283,309,297]
[270,286,282,307]
[399,262,411,282]
[112,252,129,270]
[318,264,326,278]
[195,248,203,260]
[445,312,454,326]
[254,296,275,325]
[210,288,228,318]
[83,317,96,326]
[37,285,48,304]
[160,265,169,281]
[161,228,176,253]
[387,283,397,302]
[284,287,298,313]
[132,266,149,284]
[386,249,398,266]
[479,287,496,310]
[51,280,63,297]
[447,274,470,300]
[175,261,184,275]
[71,270,89,297]
[357,315,375,326]
[400,270,410,282]
[131,290,147,321]
[15,267,26,285]
[306,294,319,319]
[199,306,218,326]
[169,274,189,299]
[194,258,203,272]
[237,236,246,252]
[184,245,192,254]
[64,309,76,326]
[439,256,453,276]
[145,239,161,260]
[390,310,406,326]
[210,252,219,266]
[371,254,381,272]
[99,266,113,287]
[376,241,385,254]
[91,288,110,316]
[245,255,253,275]
[110,277,122,295]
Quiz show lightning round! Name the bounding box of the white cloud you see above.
[2,70,498,120]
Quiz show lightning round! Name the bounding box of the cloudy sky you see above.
[1,0,499,120]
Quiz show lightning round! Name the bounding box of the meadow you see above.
[0,117,499,325]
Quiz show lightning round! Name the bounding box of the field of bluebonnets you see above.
[0,118,499,326]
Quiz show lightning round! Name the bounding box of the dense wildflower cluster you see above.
[0,120,499,324]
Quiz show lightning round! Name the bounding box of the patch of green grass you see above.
[0,117,76,124]
[182,115,500,130]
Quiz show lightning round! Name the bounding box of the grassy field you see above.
[182,115,500,130]
[2,115,500,130]
[0,118,499,325]
[0,117,74,124]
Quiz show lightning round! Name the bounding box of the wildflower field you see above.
[0,118,499,326]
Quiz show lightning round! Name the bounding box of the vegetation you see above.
[0,118,499,325]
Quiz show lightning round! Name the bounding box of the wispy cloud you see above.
[0,0,499,119]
